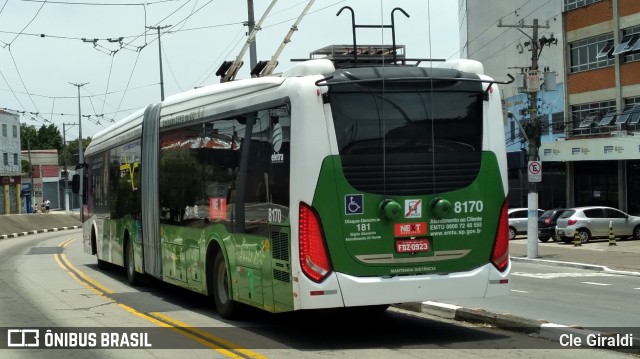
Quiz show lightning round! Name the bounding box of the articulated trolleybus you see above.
[80,58,511,318]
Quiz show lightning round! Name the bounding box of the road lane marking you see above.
[581,281,611,286]
[54,237,267,358]
[512,272,620,279]
[151,312,269,359]
[61,252,114,294]
[510,289,529,293]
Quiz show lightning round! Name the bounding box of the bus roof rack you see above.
[290,44,444,68]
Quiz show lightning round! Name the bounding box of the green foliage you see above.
[20,123,62,150]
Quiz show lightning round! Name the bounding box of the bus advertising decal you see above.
[394,222,427,237]
[209,197,227,220]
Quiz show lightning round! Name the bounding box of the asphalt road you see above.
[440,261,640,333]
[0,230,636,358]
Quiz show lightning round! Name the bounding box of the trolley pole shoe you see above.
[573,231,581,247]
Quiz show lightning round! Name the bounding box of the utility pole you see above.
[498,19,555,259]
[27,138,34,211]
[147,25,171,101]
[69,82,87,218]
[247,0,257,70]
[62,122,77,212]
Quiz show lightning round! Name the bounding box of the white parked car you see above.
[507,208,545,240]
[555,206,640,243]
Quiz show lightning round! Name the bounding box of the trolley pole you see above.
[498,19,552,258]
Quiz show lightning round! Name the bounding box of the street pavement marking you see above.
[581,281,611,286]
[511,289,529,293]
[512,271,620,279]
[54,238,268,358]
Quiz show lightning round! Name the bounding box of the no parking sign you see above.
[528,161,542,182]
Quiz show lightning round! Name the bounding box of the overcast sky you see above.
[0,0,460,140]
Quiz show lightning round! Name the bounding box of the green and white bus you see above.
[78,58,511,319]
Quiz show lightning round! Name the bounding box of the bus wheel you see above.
[125,240,141,286]
[213,251,239,319]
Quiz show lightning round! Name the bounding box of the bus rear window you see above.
[330,90,483,155]
[328,83,484,196]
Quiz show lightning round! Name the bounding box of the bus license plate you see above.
[395,239,430,253]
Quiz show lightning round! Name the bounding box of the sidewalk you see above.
[0,211,81,239]
[509,237,640,275]
[395,238,640,351]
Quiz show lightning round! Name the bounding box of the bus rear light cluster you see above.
[299,202,332,283]
[491,200,509,272]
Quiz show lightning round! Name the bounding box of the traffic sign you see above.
[528,160,542,182]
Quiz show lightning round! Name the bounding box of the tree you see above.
[37,124,63,150]
[20,124,38,151]
[20,123,63,151]
[62,137,92,167]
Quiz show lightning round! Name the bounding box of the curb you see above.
[0,226,80,240]
[394,301,640,351]
[511,256,640,277]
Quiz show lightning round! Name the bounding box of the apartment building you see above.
[0,109,22,214]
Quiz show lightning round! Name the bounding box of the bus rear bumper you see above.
[335,261,511,307]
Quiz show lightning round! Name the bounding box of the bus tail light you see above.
[299,202,332,282]
[491,200,509,272]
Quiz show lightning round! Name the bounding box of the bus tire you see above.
[212,251,239,319]
[125,239,141,286]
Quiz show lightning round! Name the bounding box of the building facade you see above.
[21,150,61,212]
[459,0,566,209]
[0,109,22,214]
[461,0,640,214]
[540,0,640,214]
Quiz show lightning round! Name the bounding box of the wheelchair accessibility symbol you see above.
[345,194,363,215]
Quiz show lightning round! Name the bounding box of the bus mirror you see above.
[71,174,80,194]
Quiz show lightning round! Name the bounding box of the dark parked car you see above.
[537,208,569,242]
